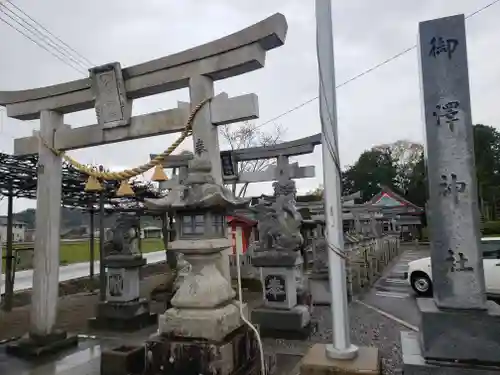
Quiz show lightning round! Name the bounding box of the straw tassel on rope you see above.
[116,180,135,197]
[151,164,168,182]
[84,176,103,192]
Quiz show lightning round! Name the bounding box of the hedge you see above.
[481,221,500,236]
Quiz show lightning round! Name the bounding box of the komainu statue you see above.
[250,180,304,266]
[103,214,141,257]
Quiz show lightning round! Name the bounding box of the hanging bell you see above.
[151,164,168,182]
[84,176,103,192]
[116,180,135,197]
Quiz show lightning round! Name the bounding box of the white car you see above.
[406,237,500,297]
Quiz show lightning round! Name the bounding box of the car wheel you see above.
[411,272,433,297]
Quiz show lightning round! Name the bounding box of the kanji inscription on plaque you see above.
[90,63,130,129]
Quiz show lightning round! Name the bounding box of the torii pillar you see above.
[7,111,78,356]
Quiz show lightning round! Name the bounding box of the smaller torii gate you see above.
[152,133,321,188]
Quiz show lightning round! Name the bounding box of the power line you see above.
[256,0,500,130]
[0,14,87,75]
[0,1,95,75]
[4,0,94,67]
[0,4,88,74]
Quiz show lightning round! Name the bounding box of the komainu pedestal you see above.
[251,254,312,339]
[89,215,156,331]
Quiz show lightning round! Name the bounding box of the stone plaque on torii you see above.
[1,13,288,361]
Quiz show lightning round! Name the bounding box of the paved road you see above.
[362,247,430,328]
[1,251,166,293]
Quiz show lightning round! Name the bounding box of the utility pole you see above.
[315,0,358,360]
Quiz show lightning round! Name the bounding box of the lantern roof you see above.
[144,158,249,213]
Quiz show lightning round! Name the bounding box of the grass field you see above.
[1,238,165,271]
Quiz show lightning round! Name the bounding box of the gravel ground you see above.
[263,301,405,375]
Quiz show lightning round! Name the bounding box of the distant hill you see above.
[14,207,161,231]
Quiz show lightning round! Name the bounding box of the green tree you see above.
[404,153,426,208]
[473,124,500,219]
[342,148,397,202]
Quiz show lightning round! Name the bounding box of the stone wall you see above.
[347,235,401,296]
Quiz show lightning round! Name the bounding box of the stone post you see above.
[353,212,361,234]
[369,213,377,237]
[401,14,500,373]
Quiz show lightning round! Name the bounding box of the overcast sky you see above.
[0,0,499,214]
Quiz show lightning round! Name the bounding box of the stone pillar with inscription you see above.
[401,14,500,375]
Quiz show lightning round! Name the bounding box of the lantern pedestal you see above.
[149,245,266,375]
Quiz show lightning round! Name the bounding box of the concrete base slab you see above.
[5,330,78,359]
[101,345,146,375]
[258,323,313,341]
[96,298,150,319]
[418,298,500,364]
[159,301,248,341]
[300,343,380,375]
[88,311,157,332]
[146,324,262,375]
[401,331,500,374]
[251,305,311,339]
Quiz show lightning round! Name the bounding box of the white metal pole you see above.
[315,0,358,360]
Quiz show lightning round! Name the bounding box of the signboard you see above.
[90,62,131,129]
[108,269,125,297]
[264,274,287,302]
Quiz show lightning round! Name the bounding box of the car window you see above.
[481,240,500,259]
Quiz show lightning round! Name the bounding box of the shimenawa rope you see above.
[38,98,211,181]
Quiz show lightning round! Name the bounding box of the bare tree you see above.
[305,184,324,198]
[373,140,423,189]
[220,121,285,197]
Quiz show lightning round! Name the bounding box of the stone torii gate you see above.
[152,133,321,188]
[1,13,287,355]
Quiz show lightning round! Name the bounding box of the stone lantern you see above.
[143,158,259,375]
